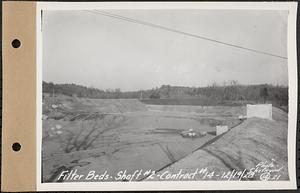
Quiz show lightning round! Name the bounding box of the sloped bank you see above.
[145,107,288,181]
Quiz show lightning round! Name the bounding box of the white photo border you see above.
[36,2,298,191]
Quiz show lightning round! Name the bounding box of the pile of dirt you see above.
[147,107,288,181]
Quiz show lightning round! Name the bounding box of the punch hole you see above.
[11,39,21,48]
[12,142,21,152]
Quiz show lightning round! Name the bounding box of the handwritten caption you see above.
[57,160,283,182]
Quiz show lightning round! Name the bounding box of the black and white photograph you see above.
[37,2,297,190]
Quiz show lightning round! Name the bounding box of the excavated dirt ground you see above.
[42,96,287,182]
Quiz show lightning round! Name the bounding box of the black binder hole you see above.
[12,142,21,151]
[11,39,21,48]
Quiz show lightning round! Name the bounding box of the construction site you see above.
[42,94,288,182]
[41,8,289,183]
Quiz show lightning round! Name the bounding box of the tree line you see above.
[43,81,288,105]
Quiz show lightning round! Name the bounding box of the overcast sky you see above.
[43,9,288,91]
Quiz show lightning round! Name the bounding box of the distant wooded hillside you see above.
[42,81,288,106]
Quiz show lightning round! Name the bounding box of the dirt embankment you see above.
[147,107,288,181]
[43,95,148,120]
[147,105,246,116]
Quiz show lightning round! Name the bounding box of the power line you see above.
[86,10,287,60]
